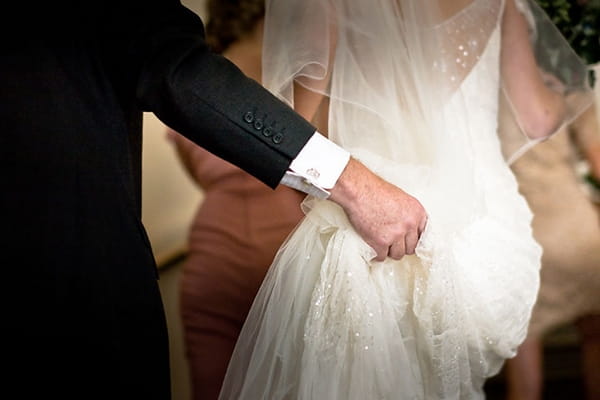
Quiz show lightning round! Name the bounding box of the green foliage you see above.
[585,173,600,190]
[536,0,600,64]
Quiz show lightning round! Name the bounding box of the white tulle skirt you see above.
[218,150,541,400]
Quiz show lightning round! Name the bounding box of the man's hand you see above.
[329,157,428,261]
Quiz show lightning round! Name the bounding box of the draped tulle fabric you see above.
[218,1,591,399]
[500,0,594,163]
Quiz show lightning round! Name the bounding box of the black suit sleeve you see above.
[107,0,316,188]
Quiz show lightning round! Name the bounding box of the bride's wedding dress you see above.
[218,1,593,399]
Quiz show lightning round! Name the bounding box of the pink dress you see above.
[171,131,306,400]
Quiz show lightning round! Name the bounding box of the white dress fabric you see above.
[218,1,591,399]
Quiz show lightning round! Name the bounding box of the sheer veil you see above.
[261,0,592,166]
[218,1,593,399]
[259,0,593,247]
[499,0,594,163]
[261,0,494,226]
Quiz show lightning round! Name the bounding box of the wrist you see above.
[329,158,364,209]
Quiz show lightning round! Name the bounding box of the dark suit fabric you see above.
[1,1,314,398]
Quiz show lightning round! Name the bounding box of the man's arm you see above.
[129,0,426,260]
[284,139,428,261]
[283,132,427,262]
[329,157,428,261]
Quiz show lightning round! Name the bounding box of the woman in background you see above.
[166,1,305,399]
[504,102,600,400]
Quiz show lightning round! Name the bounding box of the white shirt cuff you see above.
[280,131,350,199]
